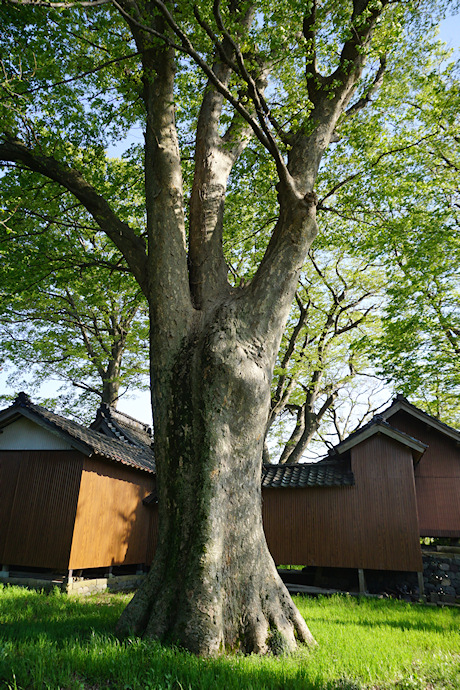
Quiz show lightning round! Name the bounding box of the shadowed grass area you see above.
[0,585,459,689]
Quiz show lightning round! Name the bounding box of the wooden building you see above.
[1,392,459,589]
[382,396,460,539]
[0,393,157,576]
[262,418,426,575]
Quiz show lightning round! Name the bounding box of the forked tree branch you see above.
[111,0,290,180]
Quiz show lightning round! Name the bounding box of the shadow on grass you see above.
[0,587,327,690]
[0,586,122,640]
[307,612,460,636]
[2,588,459,690]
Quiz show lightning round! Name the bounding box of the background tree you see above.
[0,0,447,655]
[265,248,383,463]
[0,161,149,419]
[374,72,460,424]
[317,45,460,425]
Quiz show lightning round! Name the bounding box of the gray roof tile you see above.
[262,462,354,488]
[90,404,153,450]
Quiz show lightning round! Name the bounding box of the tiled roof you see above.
[262,462,354,488]
[0,393,156,474]
[90,404,153,451]
[329,411,427,462]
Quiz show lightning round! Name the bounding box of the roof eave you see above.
[334,423,427,459]
[382,399,460,445]
[0,405,93,457]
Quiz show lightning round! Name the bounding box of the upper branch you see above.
[188,2,271,309]
[290,0,389,192]
[344,55,387,119]
[303,0,322,84]
[209,1,288,146]
[112,0,289,179]
[116,1,196,349]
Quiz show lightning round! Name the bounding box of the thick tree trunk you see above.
[117,299,315,654]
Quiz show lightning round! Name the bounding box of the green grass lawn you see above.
[0,585,459,689]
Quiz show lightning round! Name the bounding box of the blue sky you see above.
[439,9,460,50]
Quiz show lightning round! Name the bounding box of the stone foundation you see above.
[423,550,460,604]
[68,573,146,595]
[3,552,460,603]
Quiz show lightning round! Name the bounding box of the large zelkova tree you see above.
[0,0,444,654]
[0,162,149,418]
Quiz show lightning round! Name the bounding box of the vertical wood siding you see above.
[388,411,460,537]
[0,450,83,569]
[0,453,21,561]
[68,456,155,570]
[262,435,423,571]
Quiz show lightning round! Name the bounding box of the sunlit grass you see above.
[0,585,459,689]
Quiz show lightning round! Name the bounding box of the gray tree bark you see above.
[117,297,316,653]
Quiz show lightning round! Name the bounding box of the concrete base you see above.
[67,573,146,595]
[358,568,367,593]
[0,572,147,595]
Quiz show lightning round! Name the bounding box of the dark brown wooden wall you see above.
[388,410,460,537]
[262,435,423,572]
[68,456,155,570]
[0,450,83,569]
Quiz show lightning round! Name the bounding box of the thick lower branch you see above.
[0,137,148,291]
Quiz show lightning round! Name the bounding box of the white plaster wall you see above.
[0,417,73,450]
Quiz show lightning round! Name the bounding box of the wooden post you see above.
[0,565,9,578]
[68,569,73,585]
[417,571,425,598]
[358,568,367,594]
[105,566,113,579]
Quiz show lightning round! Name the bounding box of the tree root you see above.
[117,556,316,657]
